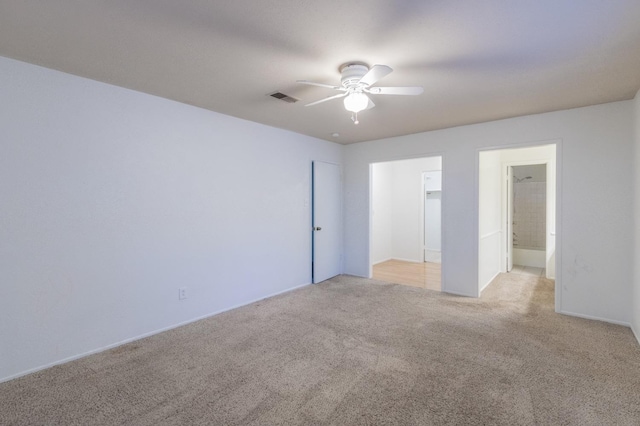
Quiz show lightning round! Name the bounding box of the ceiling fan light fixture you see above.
[343,92,368,113]
[299,63,423,125]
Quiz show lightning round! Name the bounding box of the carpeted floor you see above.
[1,274,639,425]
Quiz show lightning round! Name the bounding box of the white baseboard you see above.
[441,287,476,298]
[390,257,423,264]
[558,310,631,327]
[632,324,640,346]
[479,270,501,294]
[0,282,311,384]
[372,257,393,265]
[373,257,427,265]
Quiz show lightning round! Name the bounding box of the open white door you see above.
[312,161,341,283]
[506,166,514,272]
[424,191,442,257]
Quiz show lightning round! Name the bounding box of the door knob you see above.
[314,227,322,231]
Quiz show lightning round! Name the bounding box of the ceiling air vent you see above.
[268,91,299,103]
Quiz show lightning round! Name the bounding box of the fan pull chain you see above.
[351,112,359,125]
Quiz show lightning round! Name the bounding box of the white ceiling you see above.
[1,1,640,144]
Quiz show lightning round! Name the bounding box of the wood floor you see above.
[372,259,441,291]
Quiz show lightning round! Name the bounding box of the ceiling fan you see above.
[297,63,423,124]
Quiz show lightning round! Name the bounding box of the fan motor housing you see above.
[340,64,368,89]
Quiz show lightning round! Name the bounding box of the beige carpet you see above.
[1,274,639,425]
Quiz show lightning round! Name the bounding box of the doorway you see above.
[370,156,442,291]
[478,143,558,308]
[508,164,547,274]
[312,161,341,283]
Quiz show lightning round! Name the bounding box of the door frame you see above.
[311,160,342,283]
[502,161,551,276]
[477,139,562,313]
[506,166,513,272]
[368,154,445,289]
[422,170,442,262]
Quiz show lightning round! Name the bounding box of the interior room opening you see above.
[370,156,443,291]
[478,143,558,309]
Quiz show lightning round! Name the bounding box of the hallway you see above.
[372,259,441,291]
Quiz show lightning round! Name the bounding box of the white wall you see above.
[478,150,502,291]
[389,157,441,263]
[0,56,342,382]
[344,100,634,325]
[371,157,441,265]
[371,162,393,264]
[633,89,640,343]
[424,176,442,252]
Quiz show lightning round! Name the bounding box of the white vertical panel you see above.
[313,161,342,283]
[424,191,442,251]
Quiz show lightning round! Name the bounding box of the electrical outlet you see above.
[178,287,187,300]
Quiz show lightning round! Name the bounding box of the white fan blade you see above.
[365,96,376,110]
[367,86,424,95]
[305,92,347,107]
[297,80,343,90]
[359,64,393,87]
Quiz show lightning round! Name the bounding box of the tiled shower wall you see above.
[513,182,546,250]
